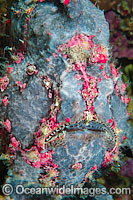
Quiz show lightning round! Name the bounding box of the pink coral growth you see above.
[100,65,104,70]
[64,0,70,6]
[38,0,46,2]
[91,165,98,171]
[72,162,82,170]
[10,134,21,152]
[110,64,119,78]
[78,68,98,114]
[2,96,9,106]
[108,119,112,124]
[58,34,108,65]
[115,84,120,95]
[22,146,58,169]
[121,95,130,104]
[98,77,102,82]
[7,67,13,74]
[111,117,116,129]
[91,45,108,64]
[66,117,70,123]
[26,64,38,75]
[3,119,11,133]
[102,145,118,167]
[15,53,25,64]
[114,81,130,104]
[16,81,27,92]
[121,82,127,94]
[0,76,9,92]
[102,71,109,80]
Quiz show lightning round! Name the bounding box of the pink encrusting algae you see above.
[26,63,38,76]
[0,76,9,92]
[7,67,13,74]
[15,53,25,64]
[21,146,57,169]
[72,162,82,170]
[57,34,108,117]
[64,0,70,6]
[58,34,108,66]
[108,63,130,105]
[2,119,11,133]
[10,134,21,152]
[2,96,9,106]
[16,81,27,92]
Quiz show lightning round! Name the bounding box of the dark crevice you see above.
[0,160,8,194]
